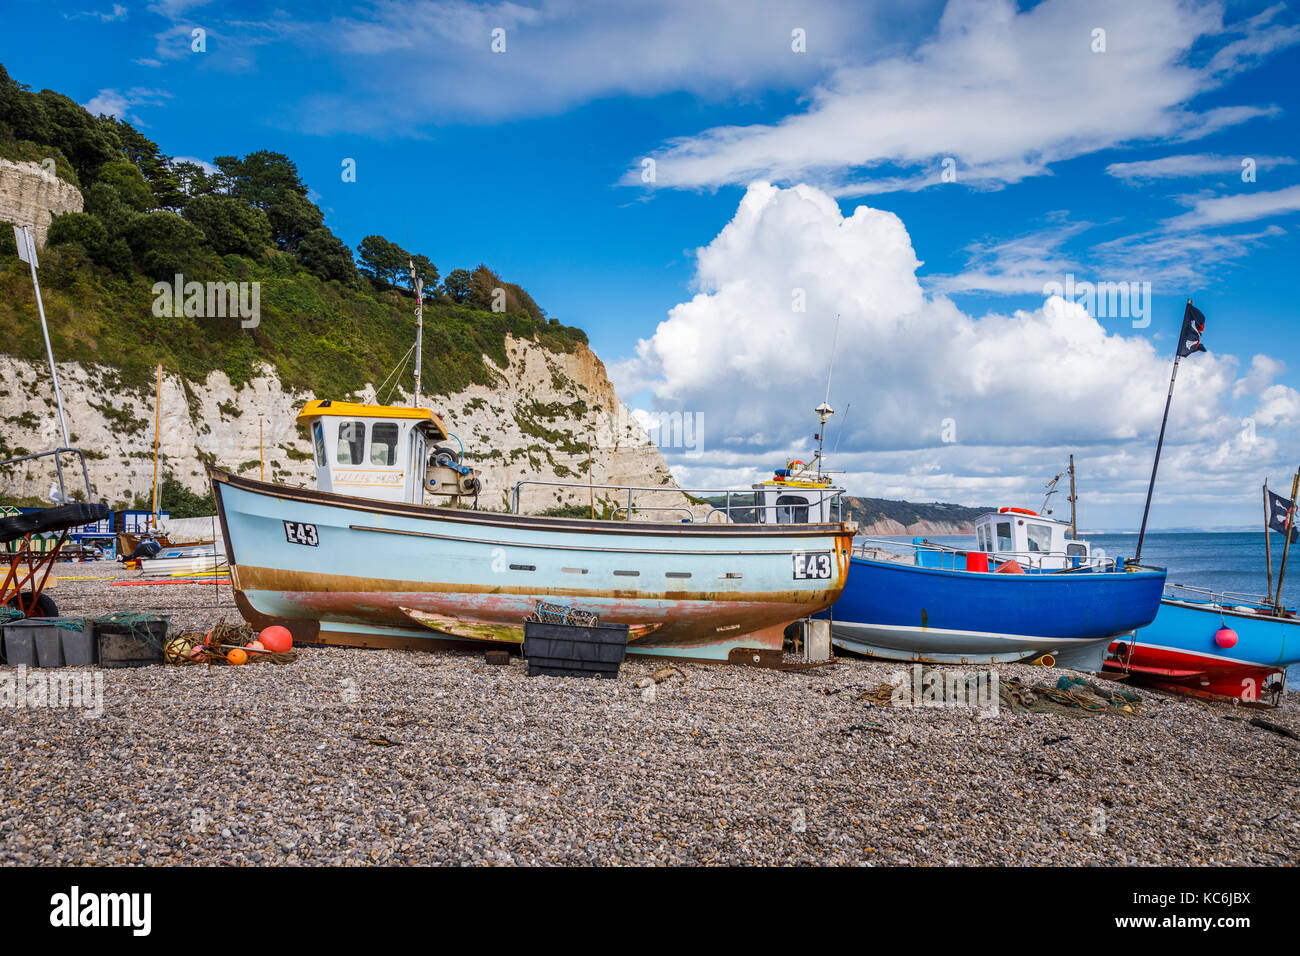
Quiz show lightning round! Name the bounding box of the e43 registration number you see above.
[792,551,833,580]
[283,521,319,547]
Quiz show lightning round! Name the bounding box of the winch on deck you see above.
[296,400,481,505]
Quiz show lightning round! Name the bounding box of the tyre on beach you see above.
[5,593,59,618]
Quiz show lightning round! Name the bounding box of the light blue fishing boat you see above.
[212,400,856,662]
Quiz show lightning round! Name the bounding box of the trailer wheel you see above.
[6,592,58,618]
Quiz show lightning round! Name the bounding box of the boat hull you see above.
[1104,598,1297,701]
[211,470,854,661]
[822,554,1167,670]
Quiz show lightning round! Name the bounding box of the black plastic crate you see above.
[94,615,167,668]
[523,620,629,679]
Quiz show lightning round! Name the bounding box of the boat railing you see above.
[510,478,845,523]
[852,535,1119,572]
[0,446,95,502]
[1163,582,1274,607]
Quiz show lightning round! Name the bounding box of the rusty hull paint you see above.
[230,561,845,657]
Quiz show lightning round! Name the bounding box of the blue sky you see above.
[5,0,1300,529]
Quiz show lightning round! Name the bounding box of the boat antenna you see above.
[410,259,424,408]
[812,315,841,480]
[823,314,840,407]
[832,402,852,453]
[1041,469,1064,516]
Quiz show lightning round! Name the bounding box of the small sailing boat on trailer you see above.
[1105,303,1300,702]
[211,276,854,662]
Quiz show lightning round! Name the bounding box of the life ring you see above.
[787,460,806,472]
[998,507,1038,516]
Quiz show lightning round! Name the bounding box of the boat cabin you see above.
[750,460,842,524]
[974,507,1095,571]
[297,400,452,505]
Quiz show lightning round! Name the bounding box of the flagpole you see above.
[1274,468,1300,611]
[1134,351,1182,566]
[1264,480,1274,605]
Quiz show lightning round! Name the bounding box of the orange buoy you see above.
[994,559,1027,574]
[259,625,293,653]
[226,648,248,666]
[247,640,265,652]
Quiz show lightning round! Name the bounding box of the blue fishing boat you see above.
[212,400,856,662]
[822,507,1167,670]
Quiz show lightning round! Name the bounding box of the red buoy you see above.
[1214,627,1238,649]
[259,625,293,653]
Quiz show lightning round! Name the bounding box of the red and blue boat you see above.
[1105,587,1296,703]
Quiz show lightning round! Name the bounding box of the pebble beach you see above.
[2,576,1296,866]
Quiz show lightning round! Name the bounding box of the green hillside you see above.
[0,63,586,401]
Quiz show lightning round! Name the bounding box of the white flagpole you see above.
[17,225,71,450]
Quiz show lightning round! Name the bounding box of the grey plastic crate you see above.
[61,624,96,666]
[2,625,38,667]
[35,627,64,667]
[4,618,88,668]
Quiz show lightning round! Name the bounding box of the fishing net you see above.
[91,612,169,651]
[526,601,599,627]
[169,617,298,666]
[0,607,26,625]
[999,675,1141,717]
[855,667,1142,717]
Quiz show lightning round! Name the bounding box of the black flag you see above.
[1267,489,1299,543]
[1177,301,1207,357]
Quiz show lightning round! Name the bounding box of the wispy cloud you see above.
[1164,184,1300,230]
[628,0,1298,196]
[1106,153,1296,183]
[63,4,128,22]
[82,87,173,124]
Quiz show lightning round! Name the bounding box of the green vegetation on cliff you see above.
[0,63,586,399]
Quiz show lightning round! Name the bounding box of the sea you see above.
[871,530,1300,686]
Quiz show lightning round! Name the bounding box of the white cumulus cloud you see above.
[615,182,1291,518]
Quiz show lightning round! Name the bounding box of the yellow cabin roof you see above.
[296,400,449,439]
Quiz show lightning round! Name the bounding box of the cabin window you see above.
[370,423,399,466]
[337,421,366,465]
[1026,523,1053,553]
[977,525,988,552]
[312,423,327,467]
[1066,543,1086,557]
[995,521,1014,551]
[776,495,809,524]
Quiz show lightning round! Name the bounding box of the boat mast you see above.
[1068,455,1078,541]
[151,362,161,529]
[1264,479,1275,604]
[1275,468,1300,610]
[410,260,423,408]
